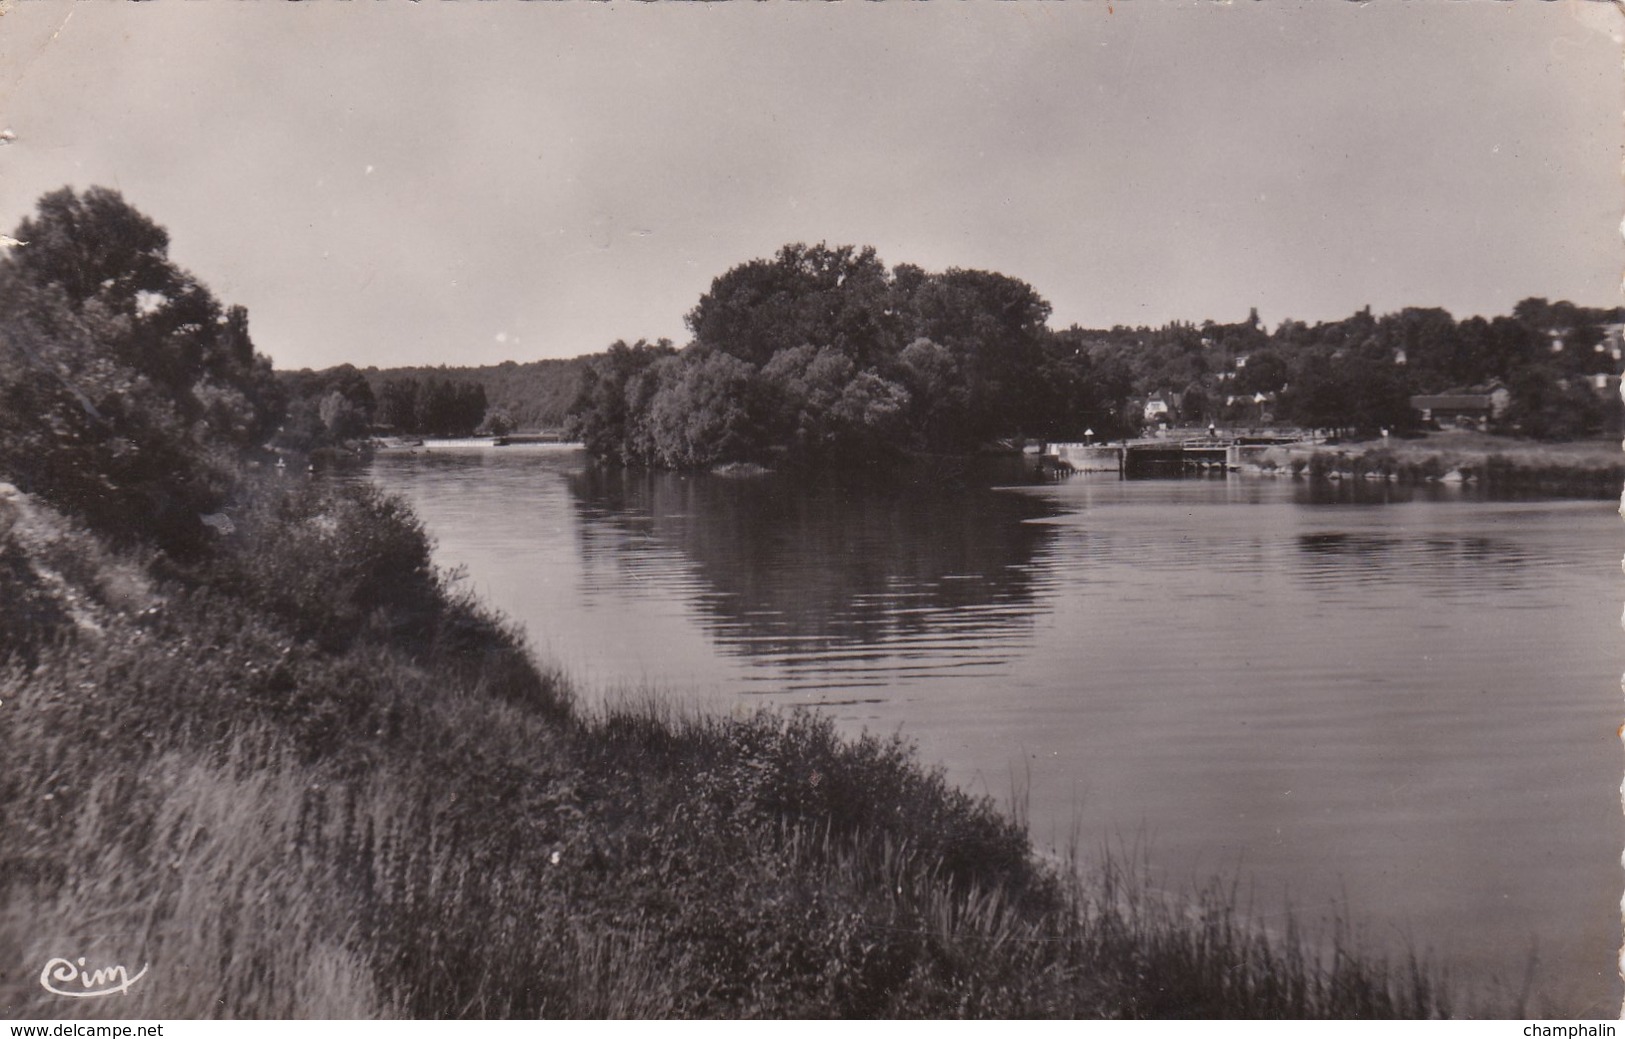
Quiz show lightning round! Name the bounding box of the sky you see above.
[0,0,1620,371]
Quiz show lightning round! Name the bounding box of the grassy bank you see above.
[1244,432,1624,497]
[1,475,1467,1018]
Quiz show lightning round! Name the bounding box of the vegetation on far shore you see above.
[276,360,587,446]
[1226,430,1625,498]
[0,185,1564,1018]
[262,243,1623,480]
[271,244,1625,477]
[556,244,1622,472]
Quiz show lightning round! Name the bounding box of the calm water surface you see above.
[369,444,1622,1015]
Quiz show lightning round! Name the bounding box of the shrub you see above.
[202,477,441,652]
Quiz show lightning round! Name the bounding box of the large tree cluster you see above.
[567,244,1132,468]
[0,187,285,554]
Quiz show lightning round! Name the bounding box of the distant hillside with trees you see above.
[566,243,1624,471]
[1063,297,1624,441]
[360,358,585,434]
[272,357,586,444]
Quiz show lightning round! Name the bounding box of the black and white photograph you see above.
[0,0,1621,1022]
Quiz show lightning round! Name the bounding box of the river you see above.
[368,443,1622,1016]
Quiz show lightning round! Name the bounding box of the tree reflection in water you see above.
[567,460,1060,692]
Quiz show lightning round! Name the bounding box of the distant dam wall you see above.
[1229,443,1280,471]
[1045,443,1124,471]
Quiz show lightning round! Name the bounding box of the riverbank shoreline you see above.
[0,475,1477,1019]
[370,431,1624,499]
[1235,432,1622,497]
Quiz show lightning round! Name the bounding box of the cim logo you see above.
[39,957,149,998]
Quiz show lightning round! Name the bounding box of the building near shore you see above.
[1411,382,1512,430]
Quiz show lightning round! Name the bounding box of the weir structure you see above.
[1043,435,1303,477]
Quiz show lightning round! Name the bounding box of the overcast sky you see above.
[0,0,1619,371]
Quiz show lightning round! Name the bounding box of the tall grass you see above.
[0,476,1470,1018]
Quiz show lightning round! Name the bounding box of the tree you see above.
[1339,357,1414,434]
[687,243,899,368]
[896,337,971,448]
[645,349,766,468]
[564,339,678,464]
[1019,331,1136,441]
[1501,364,1604,440]
[760,344,857,453]
[453,382,488,435]
[417,380,455,436]
[1376,308,1456,391]
[321,364,377,420]
[1281,351,1349,433]
[319,390,370,441]
[9,186,175,314]
[1180,384,1210,426]
[1235,349,1288,395]
[481,407,516,437]
[272,363,380,448]
[375,378,420,433]
[759,344,910,462]
[0,267,228,555]
[5,187,283,450]
[1508,297,1616,377]
[1280,351,1412,435]
[900,267,1052,441]
[0,187,285,554]
[827,369,910,454]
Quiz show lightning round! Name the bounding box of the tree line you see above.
[1069,297,1621,440]
[364,358,585,433]
[274,359,587,447]
[566,244,1623,469]
[272,359,586,444]
[7,186,1610,514]
[276,366,491,443]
